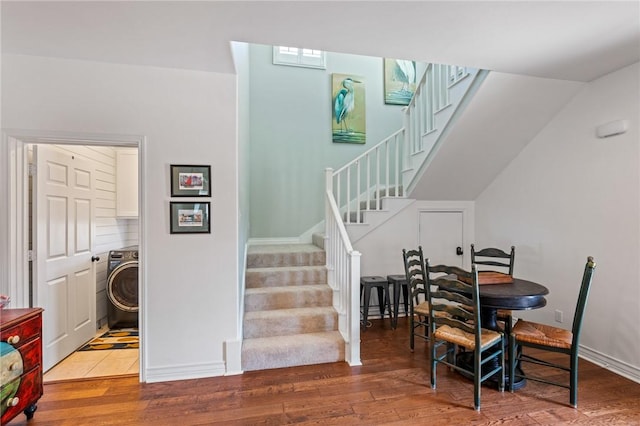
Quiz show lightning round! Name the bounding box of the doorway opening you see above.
[4,132,145,383]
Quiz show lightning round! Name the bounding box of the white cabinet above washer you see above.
[116,148,138,218]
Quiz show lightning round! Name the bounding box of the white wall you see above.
[475,62,640,380]
[2,54,240,381]
[355,201,475,276]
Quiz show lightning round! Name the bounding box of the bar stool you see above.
[386,274,409,328]
[360,276,393,330]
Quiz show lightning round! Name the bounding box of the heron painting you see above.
[384,58,417,106]
[332,73,366,144]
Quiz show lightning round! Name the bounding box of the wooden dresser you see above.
[1,308,44,424]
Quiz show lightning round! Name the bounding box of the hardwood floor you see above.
[10,317,640,425]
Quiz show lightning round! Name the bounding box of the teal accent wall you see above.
[249,44,413,238]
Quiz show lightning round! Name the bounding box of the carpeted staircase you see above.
[241,244,345,371]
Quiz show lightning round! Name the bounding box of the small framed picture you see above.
[170,165,211,197]
[170,202,211,234]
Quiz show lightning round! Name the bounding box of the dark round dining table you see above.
[477,277,549,331]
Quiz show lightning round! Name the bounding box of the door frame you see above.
[1,129,147,382]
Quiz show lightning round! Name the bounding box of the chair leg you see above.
[362,285,371,331]
[430,338,436,389]
[409,308,415,351]
[383,285,392,328]
[508,333,514,392]
[570,354,578,408]
[499,338,505,393]
[474,347,481,411]
[376,286,385,319]
[402,284,409,317]
[509,337,517,392]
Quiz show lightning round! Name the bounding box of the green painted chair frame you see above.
[401,247,430,352]
[509,256,596,408]
[471,244,516,351]
[426,261,505,411]
[470,244,516,276]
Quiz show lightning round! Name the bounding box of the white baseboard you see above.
[579,344,640,384]
[248,222,325,247]
[144,361,226,383]
[248,237,303,245]
[224,338,243,376]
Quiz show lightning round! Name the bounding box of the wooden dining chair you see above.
[470,244,516,275]
[401,247,430,351]
[470,244,516,341]
[426,260,505,411]
[509,256,596,408]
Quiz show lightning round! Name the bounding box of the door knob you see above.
[456,247,463,256]
[91,256,100,262]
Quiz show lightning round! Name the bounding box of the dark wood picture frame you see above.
[169,202,211,234]
[170,165,211,197]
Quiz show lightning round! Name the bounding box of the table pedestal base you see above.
[455,351,526,391]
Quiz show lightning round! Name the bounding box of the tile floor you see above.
[43,327,139,383]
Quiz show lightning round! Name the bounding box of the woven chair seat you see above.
[462,305,511,319]
[413,301,430,315]
[512,319,572,349]
[434,324,502,350]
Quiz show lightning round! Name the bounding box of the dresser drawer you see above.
[0,367,42,423]
[0,315,41,349]
[16,337,42,373]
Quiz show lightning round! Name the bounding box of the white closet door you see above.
[34,145,97,371]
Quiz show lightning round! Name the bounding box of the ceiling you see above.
[2,1,639,82]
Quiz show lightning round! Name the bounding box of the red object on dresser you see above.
[1,308,44,424]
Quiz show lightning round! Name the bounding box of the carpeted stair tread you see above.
[245,284,332,311]
[242,331,345,371]
[243,307,338,338]
[247,244,325,268]
[243,243,345,371]
[246,265,327,288]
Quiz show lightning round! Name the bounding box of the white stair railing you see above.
[323,63,478,365]
[404,63,468,156]
[331,63,471,226]
[331,130,405,225]
[324,168,361,366]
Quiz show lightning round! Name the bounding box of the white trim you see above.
[248,237,303,245]
[137,136,147,383]
[145,361,226,383]
[272,46,326,70]
[298,220,325,244]
[1,128,146,382]
[224,338,243,376]
[580,344,640,384]
[0,135,30,307]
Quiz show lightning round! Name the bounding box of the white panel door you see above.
[34,145,97,371]
[418,211,464,267]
